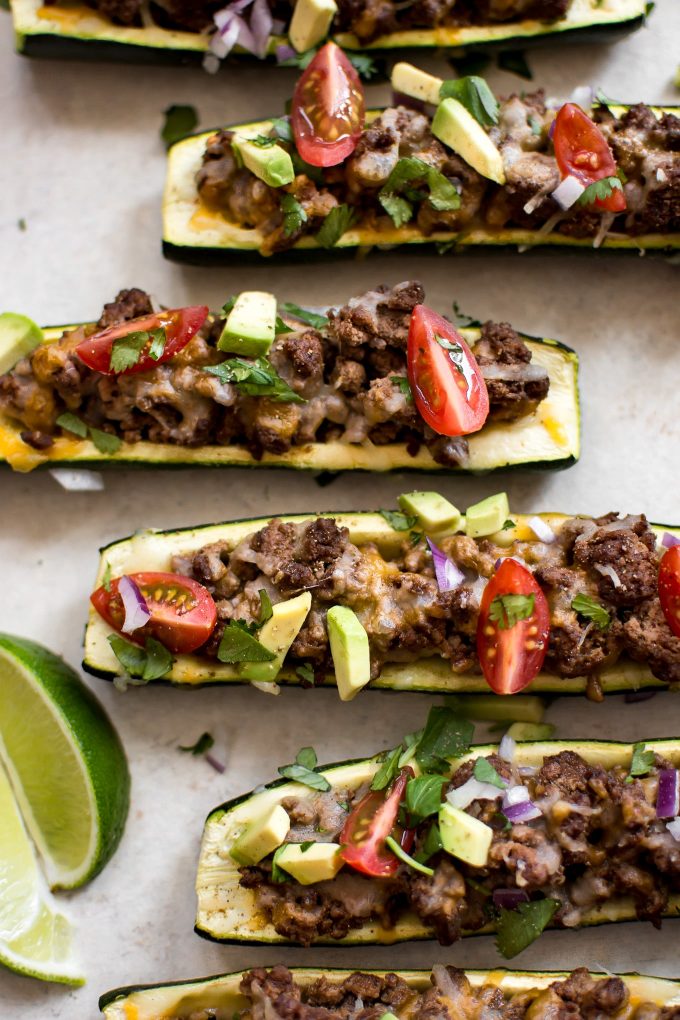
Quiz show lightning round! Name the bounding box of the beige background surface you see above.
[0,6,679,1016]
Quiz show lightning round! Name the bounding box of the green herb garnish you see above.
[315,205,357,249]
[571,593,610,630]
[280,193,308,237]
[627,742,655,782]
[489,593,535,630]
[390,376,413,402]
[414,822,443,864]
[89,428,122,455]
[109,329,165,373]
[204,357,305,404]
[405,775,447,822]
[379,509,418,531]
[179,732,214,756]
[56,412,87,438]
[279,303,329,330]
[385,835,434,876]
[258,589,273,626]
[56,412,121,453]
[108,634,173,682]
[378,157,460,227]
[439,75,499,126]
[295,664,315,684]
[278,746,331,792]
[415,706,474,772]
[217,621,276,664]
[577,175,623,207]
[495,899,559,958]
[473,757,506,789]
[371,746,402,791]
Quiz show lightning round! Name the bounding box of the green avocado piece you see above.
[391,62,443,106]
[275,842,343,884]
[398,491,462,533]
[326,606,371,702]
[432,98,506,185]
[230,804,291,865]
[239,592,312,684]
[465,492,510,538]
[233,137,294,188]
[0,312,44,374]
[438,802,492,866]
[218,291,276,357]
[289,0,337,52]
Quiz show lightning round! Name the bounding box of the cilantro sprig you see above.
[577,175,624,207]
[56,412,122,455]
[315,205,357,249]
[571,593,610,630]
[489,594,535,630]
[217,620,276,664]
[280,193,308,237]
[204,357,305,404]
[439,75,499,126]
[379,157,460,228]
[473,757,506,789]
[280,303,329,330]
[179,732,214,756]
[109,328,166,372]
[278,746,331,792]
[108,634,173,682]
[379,509,418,531]
[495,899,559,958]
[626,742,655,783]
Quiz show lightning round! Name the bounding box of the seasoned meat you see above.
[327,280,423,353]
[96,287,153,329]
[405,856,467,944]
[623,598,680,684]
[474,321,550,420]
[571,514,658,606]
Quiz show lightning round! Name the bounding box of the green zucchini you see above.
[99,967,680,1018]
[82,511,678,693]
[12,0,648,65]
[195,737,680,945]
[0,324,578,473]
[163,105,680,264]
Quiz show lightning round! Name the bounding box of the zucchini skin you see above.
[82,511,679,693]
[99,968,680,1017]
[195,738,680,947]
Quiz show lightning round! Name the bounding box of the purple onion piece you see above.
[249,0,273,58]
[498,733,516,763]
[624,689,657,704]
[662,532,680,549]
[275,43,296,62]
[391,90,426,113]
[492,888,530,910]
[206,753,227,774]
[656,769,679,819]
[427,538,465,593]
[503,801,542,823]
[118,575,150,634]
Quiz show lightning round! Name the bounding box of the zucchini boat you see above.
[163,81,680,263]
[82,504,680,694]
[100,966,680,1019]
[195,736,680,947]
[0,283,579,473]
[12,0,648,66]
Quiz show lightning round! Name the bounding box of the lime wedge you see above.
[0,634,130,890]
[0,312,43,374]
[0,761,83,985]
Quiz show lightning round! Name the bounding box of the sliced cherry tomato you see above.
[75,305,209,376]
[340,768,412,877]
[407,304,489,438]
[477,559,550,695]
[659,547,680,639]
[91,571,217,654]
[553,102,626,213]
[291,42,365,168]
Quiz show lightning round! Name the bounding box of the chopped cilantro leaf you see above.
[161,104,198,148]
[108,634,173,682]
[296,746,318,770]
[627,742,655,782]
[571,593,610,630]
[405,774,447,822]
[222,295,237,315]
[315,205,357,249]
[278,747,331,792]
[217,622,276,663]
[56,413,121,453]
[270,117,293,142]
[439,75,499,126]
[56,412,87,438]
[474,757,506,789]
[179,732,214,756]
[258,589,273,626]
[147,328,166,361]
[275,315,293,334]
[577,175,623,207]
[280,193,308,237]
[497,50,533,81]
[89,428,122,455]
[278,47,316,69]
[390,376,413,402]
[345,50,379,81]
[415,706,474,772]
[502,519,516,531]
[109,331,151,373]
[249,135,279,148]
[371,746,402,791]
[495,898,559,958]
[379,193,413,228]
[489,593,535,630]
[385,835,434,875]
[380,509,418,531]
[204,357,305,404]
[414,822,443,864]
[379,157,460,227]
[280,303,329,330]
[295,663,315,684]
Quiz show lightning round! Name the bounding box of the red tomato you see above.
[340,768,411,877]
[553,103,626,213]
[659,547,680,639]
[291,43,365,168]
[75,305,209,376]
[407,305,489,438]
[477,559,550,695]
[91,572,217,654]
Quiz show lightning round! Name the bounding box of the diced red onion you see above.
[552,174,586,210]
[275,43,296,62]
[624,689,657,704]
[249,0,273,58]
[527,516,556,544]
[499,733,516,763]
[427,539,465,593]
[209,0,270,60]
[667,818,680,842]
[492,888,530,910]
[594,563,622,588]
[656,770,680,819]
[50,468,104,492]
[502,785,542,823]
[447,777,505,810]
[119,575,151,635]
[206,753,226,774]
[662,532,680,549]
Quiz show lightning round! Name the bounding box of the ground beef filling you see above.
[236,965,680,1020]
[171,511,680,686]
[237,750,680,947]
[0,282,549,466]
[197,99,680,255]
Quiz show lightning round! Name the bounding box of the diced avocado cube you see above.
[432,98,506,185]
[289,0,337,53]
[465,492,510,538]
[391,62,443,107]
[230,804,291,866]
[275,842,343,884]
[438,802,492,867]
[326,606,371,702]
[218,291,277,357]
[398,491,462,533]
[232,137,294,189]
[239,592,312,684]
[0,312,43,374]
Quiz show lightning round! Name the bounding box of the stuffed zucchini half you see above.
[195,736,680,948]
[12,0,648,66]
[82,500,680,696]
[163,65,680,264]
[99,966,680,1020]
[0,282,579,474]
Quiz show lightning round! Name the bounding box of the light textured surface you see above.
[0,7,679,1016]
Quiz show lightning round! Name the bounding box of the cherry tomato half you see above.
[476,559,550,695]
[407,305,489,438]
[76,305,209,376]
[553,103,626,213]
[659,547,680,639]
[340,768,412,877]
[291,42,365,168]
[91,572,217,654]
